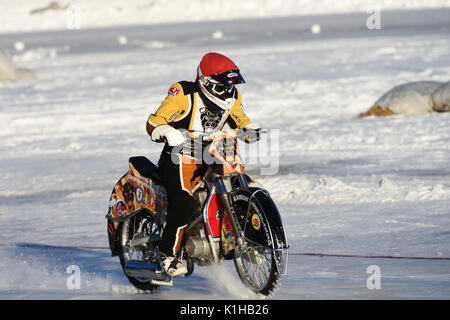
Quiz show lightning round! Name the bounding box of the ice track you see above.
[1,8,449,299]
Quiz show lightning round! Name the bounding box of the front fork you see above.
[215,174,249,255]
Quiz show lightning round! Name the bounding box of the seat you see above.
[129,156,163,184]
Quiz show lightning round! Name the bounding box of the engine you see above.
[185,236,211,260]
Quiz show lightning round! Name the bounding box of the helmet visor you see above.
[210,69,245,85]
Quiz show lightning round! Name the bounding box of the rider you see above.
[146,52,261,276]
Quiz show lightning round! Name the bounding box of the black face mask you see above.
[197,81,227,110]
[205,82,236,100]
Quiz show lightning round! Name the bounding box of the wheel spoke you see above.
[120,211,160,286]
[239,245,272,289]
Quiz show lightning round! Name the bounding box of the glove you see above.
[245,122,261,130]
[151,125,185,146]
[243,122,261,143]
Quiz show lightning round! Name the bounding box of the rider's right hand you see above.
[151,125,186,146]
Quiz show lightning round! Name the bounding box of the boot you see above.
[160,254,188,277]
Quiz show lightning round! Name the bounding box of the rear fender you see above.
[106,161,167,256]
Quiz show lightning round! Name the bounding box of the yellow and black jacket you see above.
[147,81,252,153]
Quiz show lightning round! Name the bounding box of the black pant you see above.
[158,152,195,256]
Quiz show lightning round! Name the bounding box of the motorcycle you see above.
[106,129,289,296]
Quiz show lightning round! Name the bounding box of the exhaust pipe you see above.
[125,260,167,281]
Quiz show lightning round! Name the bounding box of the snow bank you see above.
[0,52,36,82]
[356,81,445,118]
[430,81,450,112]
[2,0,450,34]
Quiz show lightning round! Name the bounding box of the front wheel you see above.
[233,243,280,296]
[231,189,288,296]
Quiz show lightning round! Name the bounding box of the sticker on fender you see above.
[252,213,261,230]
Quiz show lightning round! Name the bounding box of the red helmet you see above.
[197,53,245,108]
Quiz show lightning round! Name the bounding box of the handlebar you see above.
[169,128,265,159]
[185,128,265,143]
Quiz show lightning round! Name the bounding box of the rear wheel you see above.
[118,210,160,292]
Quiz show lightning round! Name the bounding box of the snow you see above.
[1,1,450,300]
[2,0,450,34]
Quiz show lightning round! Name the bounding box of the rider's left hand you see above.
[243,122,261,143]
